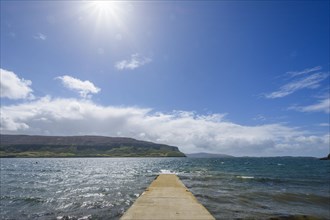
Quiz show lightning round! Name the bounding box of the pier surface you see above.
[120,174,215,220]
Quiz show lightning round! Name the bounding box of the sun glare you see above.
[89,1,116,16]
[86,1,125,25]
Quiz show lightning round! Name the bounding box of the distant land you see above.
[0,134,185,157]
[320,154,330,160]
[186,152,234,158]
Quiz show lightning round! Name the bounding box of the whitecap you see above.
[159,169,177,174]
[78,215,92,220]
[237,175,254,179]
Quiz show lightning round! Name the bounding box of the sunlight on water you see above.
[1,157,329,220]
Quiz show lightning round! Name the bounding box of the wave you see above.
[159,169,177,174]
[267,214,326,220]
[56,215,92,220]
[2,157,329,220]
[272,192,330,206]
[236,175,254,179]
[1,195,45,204]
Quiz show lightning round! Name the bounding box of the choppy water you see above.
[0,157,329,220]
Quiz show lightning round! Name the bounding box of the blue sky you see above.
[1,1,329,156]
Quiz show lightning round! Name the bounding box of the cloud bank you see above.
[0,68,34,100]
[1,97,328,157]
[56,75,101,98]
[1,68,328,157]
[115,54,151,70]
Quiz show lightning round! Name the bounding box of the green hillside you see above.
[0,135,186,157]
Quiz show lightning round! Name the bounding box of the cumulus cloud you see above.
[290,98,330,114]
[115,54,152,70]
[56,75,101,98]
[0,68,34,99]
[1,97,328,157]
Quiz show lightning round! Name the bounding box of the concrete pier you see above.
[120,174,215,220]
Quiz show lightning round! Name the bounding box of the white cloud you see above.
[253,114,266,121]
[56,75,101,98]
[33,32,47,40]
[1,97,328,157]
[115,53,151,70]
[290,98,330,114]
[0,68,34,100]
[265,72,328,99]
[286,66,322,77]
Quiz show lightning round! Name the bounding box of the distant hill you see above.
[0,134,185,157]
[186,152,234,158]
[320,154,330,160]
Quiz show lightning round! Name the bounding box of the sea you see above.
[0,157,329,220]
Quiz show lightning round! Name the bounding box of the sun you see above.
[84,1,127,28]
[89,1,118,17]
